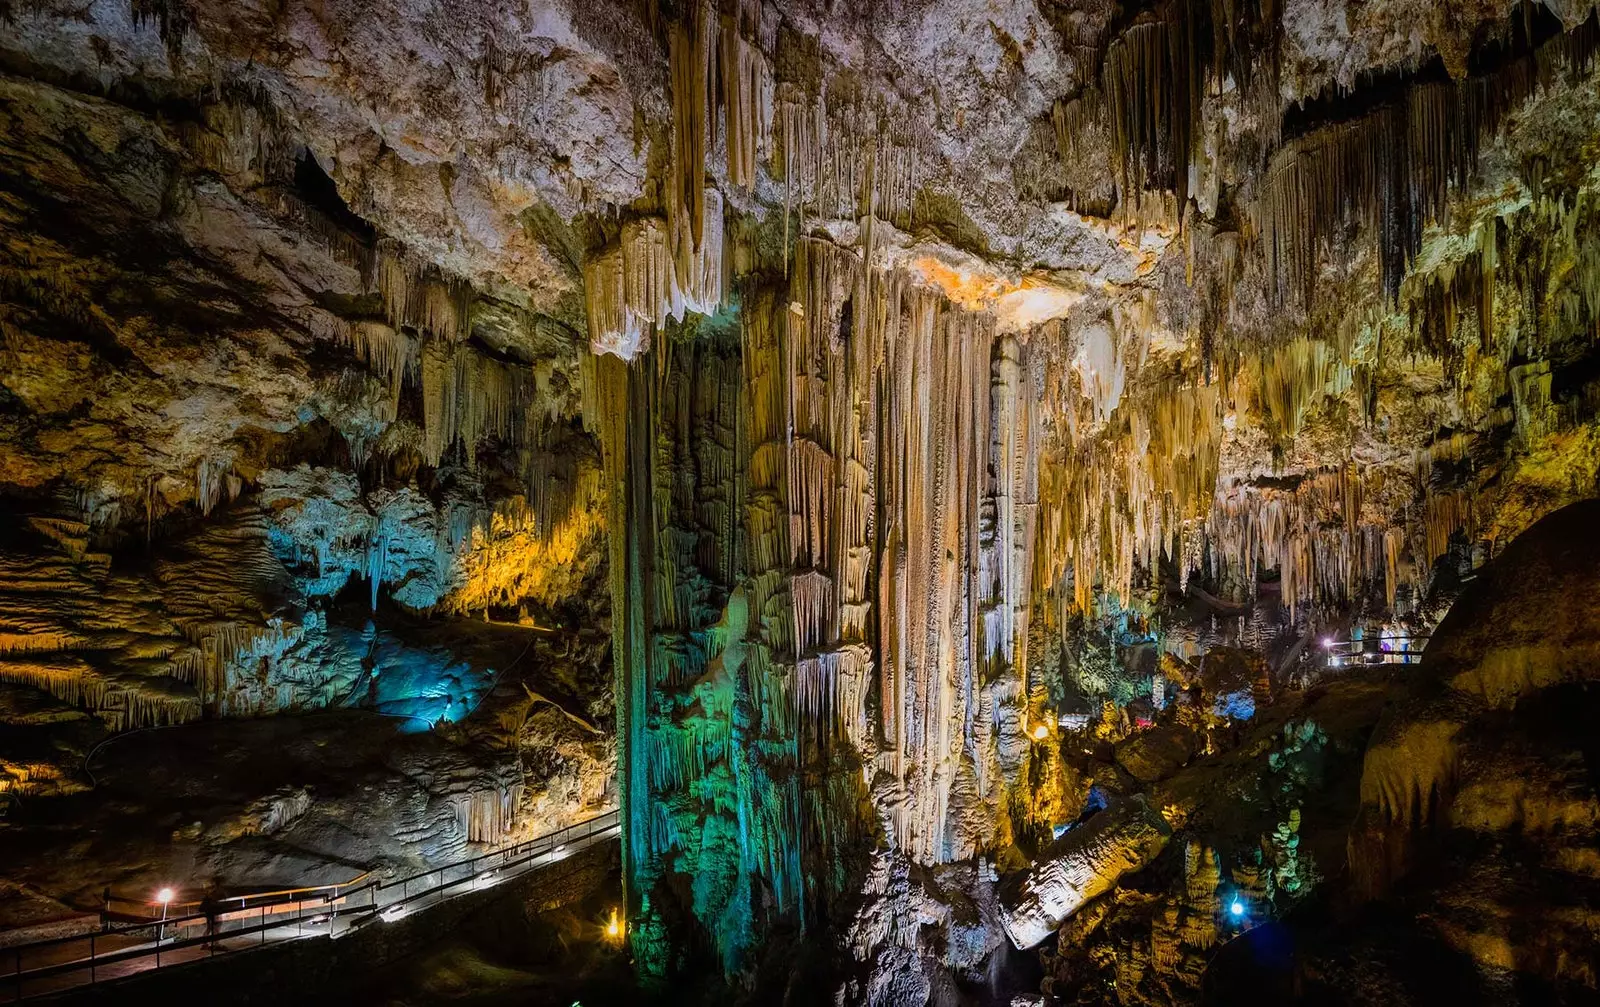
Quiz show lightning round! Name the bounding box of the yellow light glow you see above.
[908,257,1084,332]
[1031,724,1049,741]
[912,256,1007,310]
[605,908,622,940]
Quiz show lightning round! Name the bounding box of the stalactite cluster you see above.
[579,4,1600,979]
[13,0,1600,991]
[1257,8,1599,305]
[1050,0,1279,214]
[599,230,1049,972]
[583,196,725,358]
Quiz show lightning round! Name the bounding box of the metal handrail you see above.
[6,899,381,988]
[1319,633,1430,663]
[2,808,620,1002]
[102,871,375,922]
[373,811,620,908]
[372,808,619,902]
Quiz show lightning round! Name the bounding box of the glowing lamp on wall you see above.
[605,908,623,941]
[1229,898,1245,918]
[1030,724,1049,741]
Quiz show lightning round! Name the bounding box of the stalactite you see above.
[1251,338,1353,447]
[1258,10,1600,306]
[417,340,529,467]
[367,522,389,612]
[1037,364,1224,614]
[340,320,414,405]
[194,455,234,516]
[584,192,725,358]
[1050,0,1280,216]
[719,6,771,191]
[670,3,711,253]
[455,785,522,844]
[377,240,474,343]
[1101,9,1201,211]
[182,86,295,186]
[768,72,919,227]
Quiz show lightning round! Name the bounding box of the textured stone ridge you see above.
[999,795,1172,949]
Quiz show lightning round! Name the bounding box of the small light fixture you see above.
[1321,637,1335,650]
[1229,899,1244,917]
[605,908,622,940]
[155,887,175,943]
[1031,724,1049,741]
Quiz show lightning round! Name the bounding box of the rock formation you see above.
[3,0,1600,1003]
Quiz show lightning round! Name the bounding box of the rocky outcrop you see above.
[1000,795,1172,949]
[1345,501,1600,993]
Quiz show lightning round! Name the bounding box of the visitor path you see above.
[1,809,620,1002]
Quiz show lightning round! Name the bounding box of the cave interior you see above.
[3,0,1600,1004]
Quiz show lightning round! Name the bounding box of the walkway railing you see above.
[2,808,619,1002]
[1320,634,1429,668]
[101,872,376,922]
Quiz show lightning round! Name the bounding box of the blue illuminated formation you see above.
[1230,899,1245,917]
[1213,690,1256,720]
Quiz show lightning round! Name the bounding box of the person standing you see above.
[199,884,223,948]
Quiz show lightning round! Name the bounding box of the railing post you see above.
[260,905,266,945]
[90,933,96,983]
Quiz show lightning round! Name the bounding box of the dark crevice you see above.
[292,149,377,245]
[1280,2,1578,144]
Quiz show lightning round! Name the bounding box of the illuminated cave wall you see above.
[577,0,1600,980]
[596,251,1044,973]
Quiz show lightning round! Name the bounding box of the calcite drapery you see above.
[597,233,1042,970]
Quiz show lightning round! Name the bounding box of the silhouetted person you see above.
[199,885,223,948]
